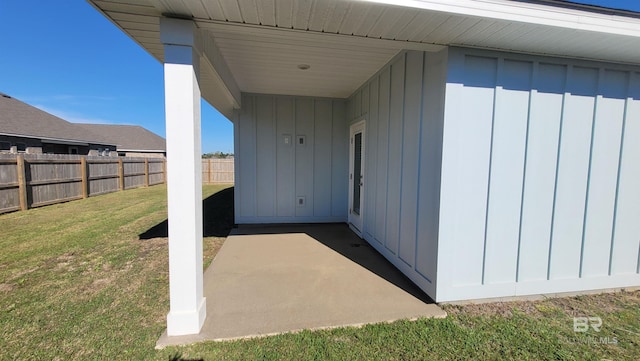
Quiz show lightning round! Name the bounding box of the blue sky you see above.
[1,0,639,155]
[0,1,233,153]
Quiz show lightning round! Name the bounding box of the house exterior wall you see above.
[233,46,639,303]
[0,135,42,153]
[436,47,640,302]
[234,93,348,223]
[42,143,115,156]
[120,151,166,158]
[346,49,448,299]
[0,135,116,155]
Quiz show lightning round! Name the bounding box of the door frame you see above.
[348,119,366,237]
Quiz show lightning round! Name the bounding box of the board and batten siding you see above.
[347,50,448,299]
[437,47,640,302]
[234,94,348,223]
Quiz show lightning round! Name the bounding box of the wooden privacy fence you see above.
[202,158,234,184]
[0,154,165,214]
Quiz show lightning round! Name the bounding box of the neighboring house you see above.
[88,0,640,335]
[75,124,166,158]
[0,93,116,155]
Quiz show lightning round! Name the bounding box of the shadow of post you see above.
[139,187,235,239]
[168,352,204,361]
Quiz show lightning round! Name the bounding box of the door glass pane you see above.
[353,132,362,215]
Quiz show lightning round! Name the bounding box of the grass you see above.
[1,184,639,360]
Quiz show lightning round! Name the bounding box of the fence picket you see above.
[0,154,233,213]
[0,155,166,213]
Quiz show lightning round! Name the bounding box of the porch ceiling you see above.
[88,0,640,119]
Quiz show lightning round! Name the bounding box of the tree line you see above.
[202,151,233,159]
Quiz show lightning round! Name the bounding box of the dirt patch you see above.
[547,291,629,316]
[0,283,14,292]
[204,236,226,264]
[445,300,543,318]
[7,267,39,282]
[444,290,640,319]
[91,278,114,288]
[56,253,75,262]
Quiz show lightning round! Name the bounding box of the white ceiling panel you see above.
[256,0,277,26]
[183,1,210,19]
[219,0,243,22]
[322,1,352,33]
[352,6,385,36]
[307,0,336,32]
[291,0,313,29]
[89,0,640,119]
[93,0,160,16]
[107,11,159,24]
[339,2,373,35]
[210,28,400,97]
[237,0,260,24]
[455,19,510,45]
[199,0,225,20]
[275,0,295,29]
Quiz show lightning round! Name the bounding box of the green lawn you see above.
[0,184,638,360]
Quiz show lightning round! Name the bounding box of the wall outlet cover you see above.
[296,196,305,207]
[297,135,306,146]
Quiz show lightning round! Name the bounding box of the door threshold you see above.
[348,223,363,238]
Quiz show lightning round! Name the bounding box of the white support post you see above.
[160,17,206,336]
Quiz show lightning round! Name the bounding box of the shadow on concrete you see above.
[233,223,435,305]
[141,186,432,305]
[139,187,235,240]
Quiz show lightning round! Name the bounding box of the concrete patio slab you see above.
[157,223,445,347]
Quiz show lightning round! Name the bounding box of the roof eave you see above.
[0,132,115,147]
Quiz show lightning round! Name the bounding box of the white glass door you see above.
[349,120,365,236]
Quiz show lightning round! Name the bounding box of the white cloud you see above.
[32,104,114,125]
[21,94,116,103]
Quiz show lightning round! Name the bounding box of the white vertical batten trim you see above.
[413,51,426,271]
[579,68,603,278]
[547,64,572,281]
[396,53,407,259]
[160,17,206,336]
[272,95,277,216]
[609,72,632,276]
[481,57,501,285]
[515,60,538,282]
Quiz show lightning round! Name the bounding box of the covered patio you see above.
[89,0,640,341]
[157,223,445,346]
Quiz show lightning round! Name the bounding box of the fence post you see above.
[16,155,28,211]
[118,158,124,191]
[80,156,88,199]
[144,158,150,187]
[208,158,213,184]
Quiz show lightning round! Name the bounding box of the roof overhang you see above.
[0,132,111,147]
[118,148,166,152]
[88,0,640,120]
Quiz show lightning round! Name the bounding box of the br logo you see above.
[573,317,602,332]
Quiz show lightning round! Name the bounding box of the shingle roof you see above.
[75,124,166,152]
[0,93,165,152]
[0,93,113,145]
